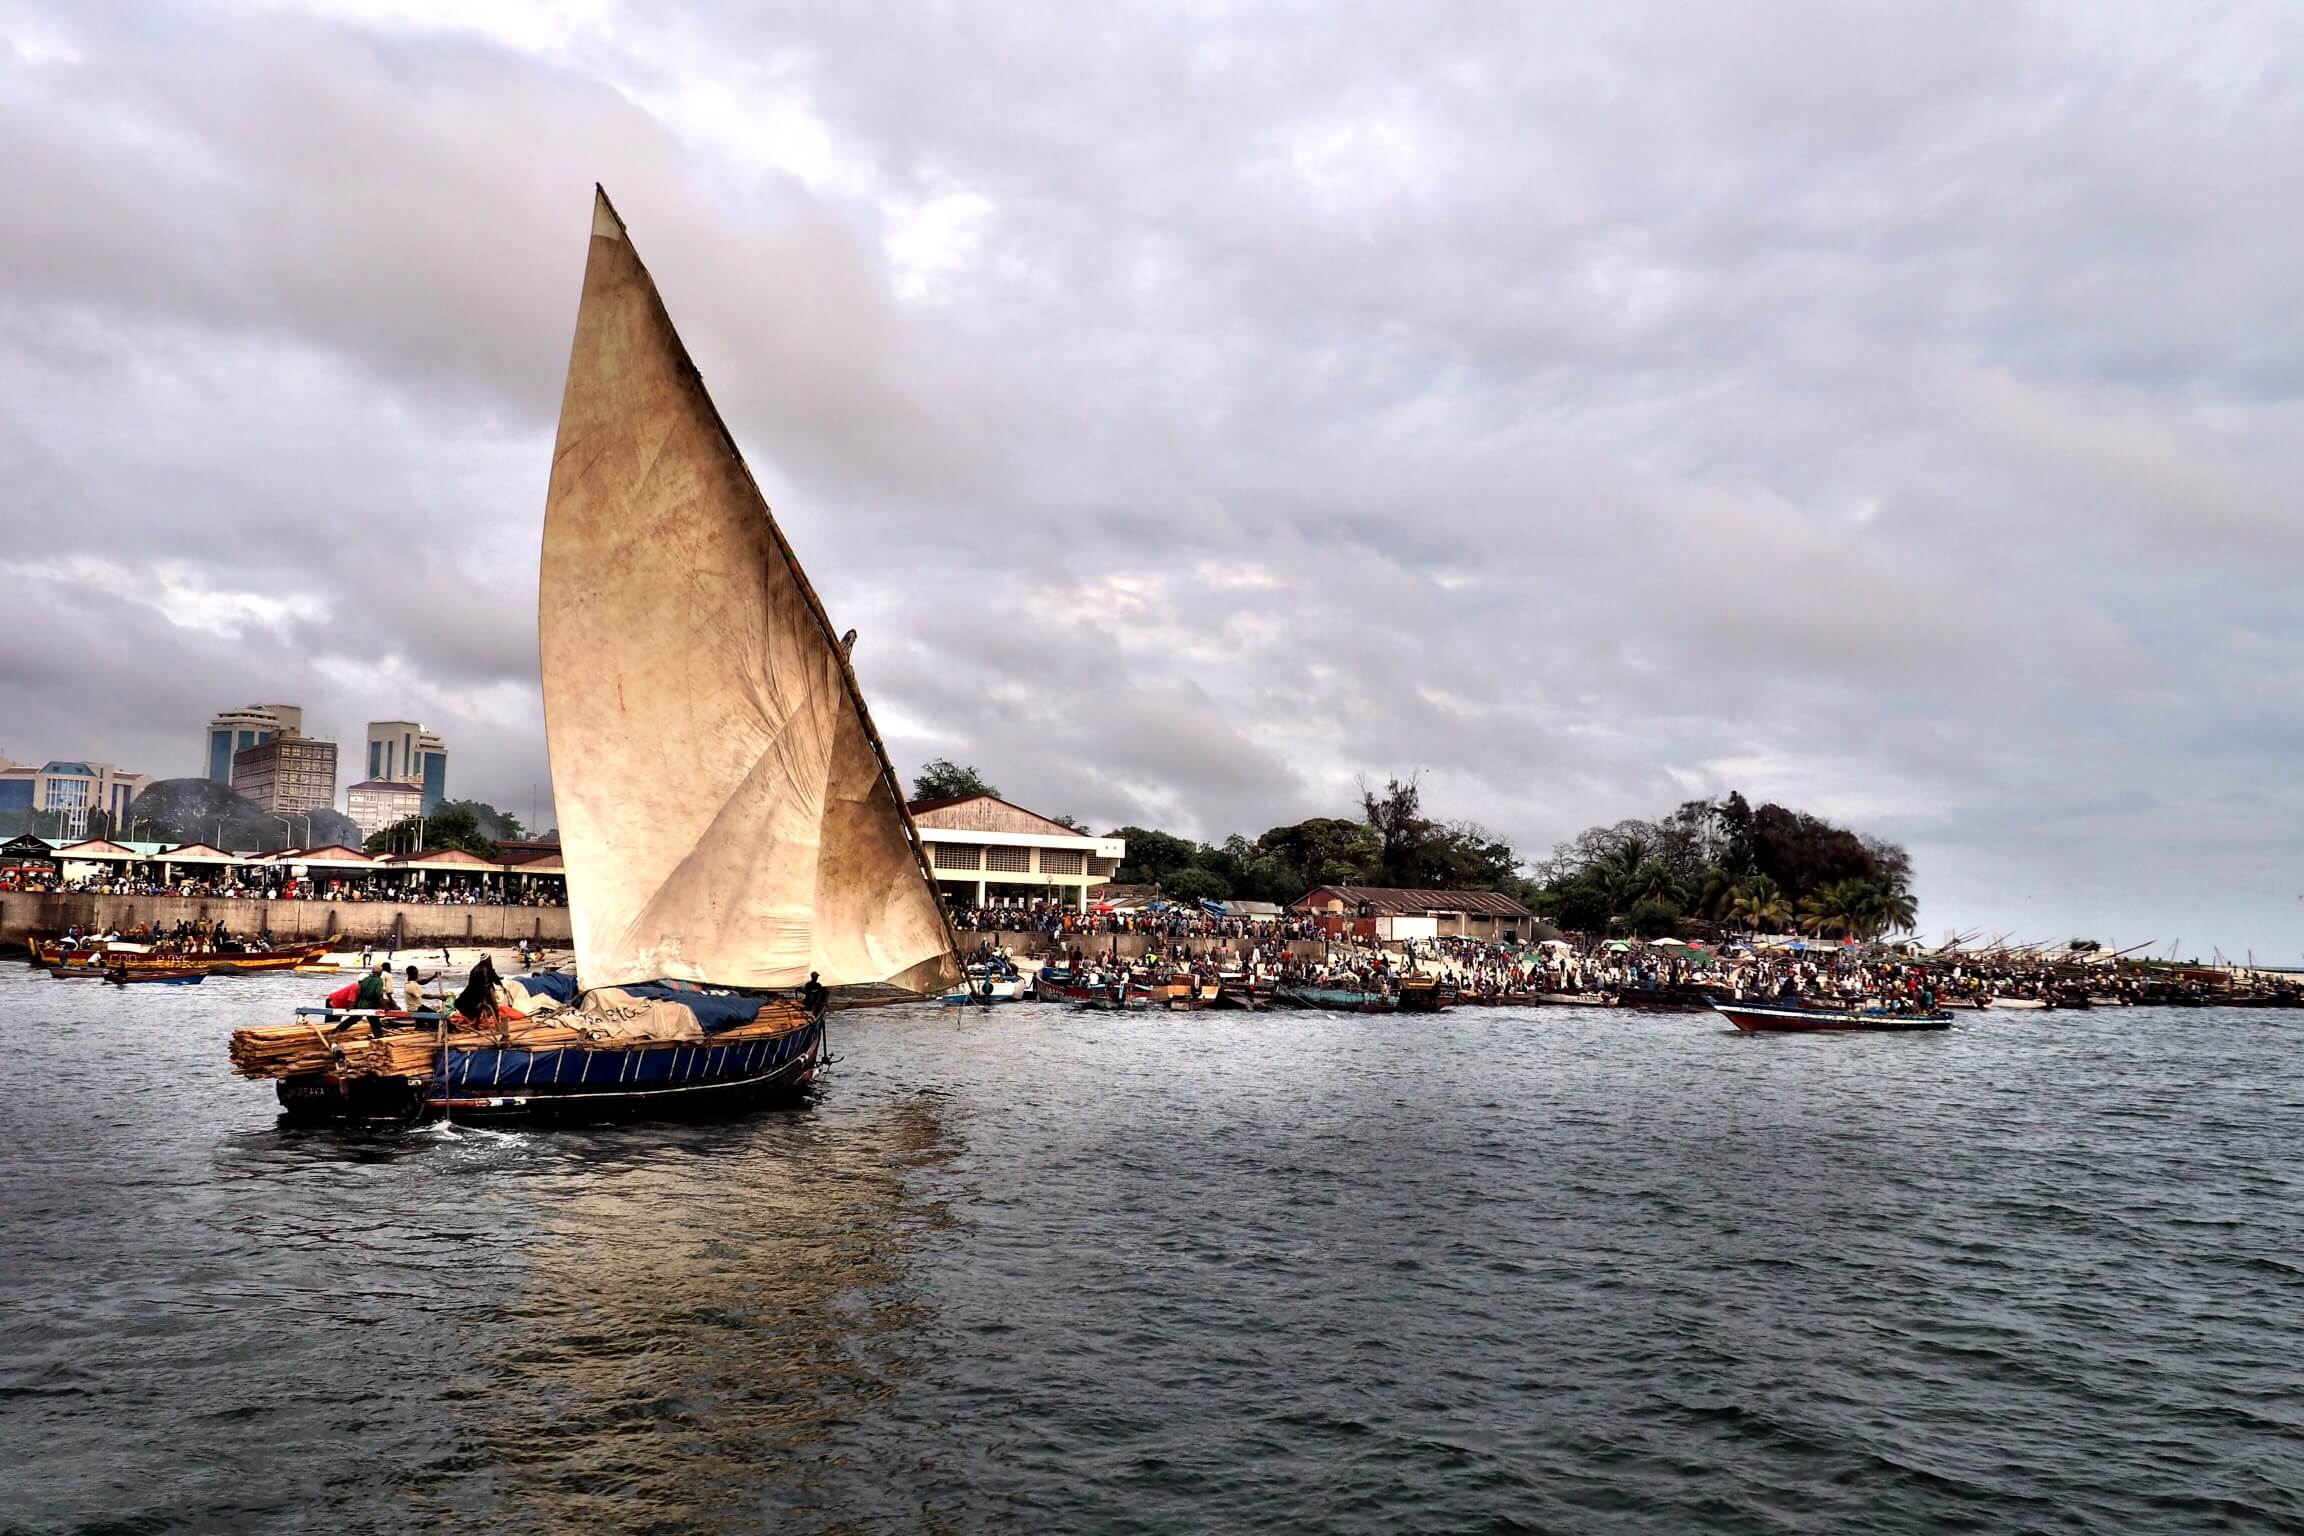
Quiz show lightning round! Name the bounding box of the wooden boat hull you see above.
[105,969,209,985]
[1612,987,1716,1013]
[34,937,326,972]
[276,1019,825,1126]
[1272,985,1396,1013]
[1713,1002,1951,1033]
[1032,972,1121,1005]
[1394,979,1457,1013]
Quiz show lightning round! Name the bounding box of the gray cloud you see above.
[2,0,2299,954]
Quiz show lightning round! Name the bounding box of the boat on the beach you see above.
[1394,975,1457,1013]
[1711,1000,1951,1033]
[229,187,959,1125]
[1272,982,1396,1013]
[1031,966,1120,1005]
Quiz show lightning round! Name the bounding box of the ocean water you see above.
[1,965,2298,1534]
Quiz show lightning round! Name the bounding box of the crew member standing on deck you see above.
[803,971,828,1018]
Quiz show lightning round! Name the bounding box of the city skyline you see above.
[2,3,2299,955]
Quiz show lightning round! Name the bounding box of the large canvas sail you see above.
[539,188,958,995]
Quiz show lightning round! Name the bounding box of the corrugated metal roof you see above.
[1291,884,1535,919]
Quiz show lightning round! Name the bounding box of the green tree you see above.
[1164,868,1230,905]
[1108,826,1200,887]
[1625,896,1685,938]
[912,760,999,801]
[366,803,499,859]
[433,799,524,840]
[1256,816,1380,892]
[1545,878,1613,934]
[1727,874,1792,932]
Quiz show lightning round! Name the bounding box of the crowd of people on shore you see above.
[947,900,1324,944]
[993,920,2293,1010]
[1,870,566,906]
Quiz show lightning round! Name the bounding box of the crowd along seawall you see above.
[961,929,1334,963]
[0,894,571,952]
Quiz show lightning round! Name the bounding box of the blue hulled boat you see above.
[1273,983,1396,1013]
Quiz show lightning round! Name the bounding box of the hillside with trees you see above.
[1533,792,1916,939]
[124,778,361,851]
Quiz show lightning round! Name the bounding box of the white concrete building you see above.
[907,795,1124,912]
[346,777,423,839]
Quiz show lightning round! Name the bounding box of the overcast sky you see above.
[3,1,2299,956]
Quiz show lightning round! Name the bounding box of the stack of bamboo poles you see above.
[229,1001,813,1082]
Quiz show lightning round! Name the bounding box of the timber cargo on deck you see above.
[225,185,958,1126]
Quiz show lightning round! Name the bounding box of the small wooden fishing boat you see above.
[34,935,328,973]
[1712,1000,1951,1033]
[941,962,1025,1006]
[44,963,113,981]
[1272,983,1396,1013]
[106,966,209,986]
[1032,966,1117,1005]
[1985,996,2050,1011]
[1611,985,1715,1013]
[1394,975,1457,1013]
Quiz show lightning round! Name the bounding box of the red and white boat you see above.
[1711,1000,1951,1033]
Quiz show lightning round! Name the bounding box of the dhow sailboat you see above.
[232,187,960,1124]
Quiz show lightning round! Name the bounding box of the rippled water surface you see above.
[2,964,2299,1534]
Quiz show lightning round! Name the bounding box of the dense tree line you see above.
[910,763,1526,907]
[1110,777,1525,905]
[1532,792,1917,939]
[365,800,525,857]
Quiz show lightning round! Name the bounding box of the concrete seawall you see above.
[0,894,570,950]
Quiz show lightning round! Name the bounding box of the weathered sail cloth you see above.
[539,189,959,995]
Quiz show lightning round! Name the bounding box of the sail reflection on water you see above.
[451,1096,963,1529]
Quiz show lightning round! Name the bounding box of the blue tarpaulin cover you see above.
[621,982,775,1034]
[515,972,580,1006]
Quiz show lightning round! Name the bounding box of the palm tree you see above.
[1729,874,1791,932]
[1799,879,1871,939]
[1693,865,1741,921]
[1594,839,1682,919]
[1858,883,1917,939]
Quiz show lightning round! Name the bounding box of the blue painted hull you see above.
[1273,985,1396,1013]
[275,1019,826,1126]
